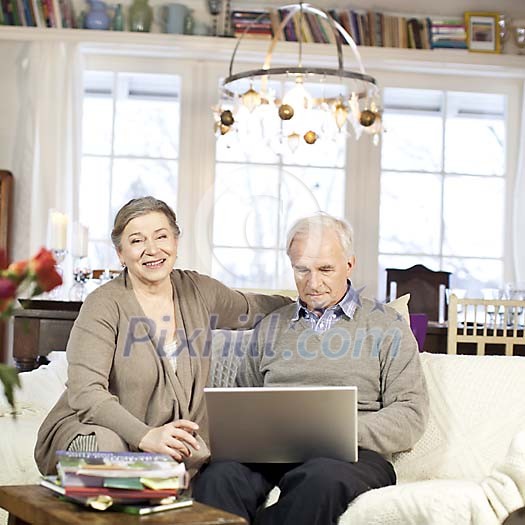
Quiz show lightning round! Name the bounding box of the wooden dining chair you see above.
[386,264,451,322]
[447,293,525,356]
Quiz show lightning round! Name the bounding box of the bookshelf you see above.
[0,25,524,79]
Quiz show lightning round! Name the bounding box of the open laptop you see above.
[204,386,358,463]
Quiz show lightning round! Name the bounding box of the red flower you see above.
[0,278,16,300]
[28,248,63,292]
[5,260,29,284]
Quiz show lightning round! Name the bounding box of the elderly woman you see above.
[34,196,290,478]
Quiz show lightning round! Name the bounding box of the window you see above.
[80,71,181,269]
[211,79,347,289]
[378,88,506,298]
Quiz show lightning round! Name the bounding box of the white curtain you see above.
[514,82,525,282]
[11,41,83,270]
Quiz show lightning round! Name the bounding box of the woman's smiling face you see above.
[117,211,178,288]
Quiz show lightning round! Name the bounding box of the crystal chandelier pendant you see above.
[287,132,301,152]
[334,101,349,130]
[242,87,262,112]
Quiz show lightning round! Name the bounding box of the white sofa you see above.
[2,336,525,525]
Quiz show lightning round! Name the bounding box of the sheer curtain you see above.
[11,41,83,268]
[514,83,525,282]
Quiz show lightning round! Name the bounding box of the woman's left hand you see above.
[138,419,200,461]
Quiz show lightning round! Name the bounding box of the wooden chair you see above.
[386,264,451,322]
[447,293,525,356]
[0,170,13,363]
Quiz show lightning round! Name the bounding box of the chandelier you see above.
[214,3,383,153]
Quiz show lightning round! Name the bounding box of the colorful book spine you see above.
[0,0,12,25]
[15,0,26,25]
[41,477,180,500]
[31,0,44,27]
[9,0,21,25]
[23,0,36,26]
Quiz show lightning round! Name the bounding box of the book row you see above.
[231,9,468,50]
[0,0,76,28]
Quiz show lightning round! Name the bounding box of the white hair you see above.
[286,214,354,258]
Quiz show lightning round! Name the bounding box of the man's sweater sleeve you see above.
[358,319,429,455]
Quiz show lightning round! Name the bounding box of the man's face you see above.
[289,228,355,313]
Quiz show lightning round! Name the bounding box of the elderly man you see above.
[193,214,429,525]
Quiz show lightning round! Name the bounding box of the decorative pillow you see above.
[0,351,68,414]
[209,330,255,388]
[387,293,411,324]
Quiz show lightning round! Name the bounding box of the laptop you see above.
[204,386,358,463]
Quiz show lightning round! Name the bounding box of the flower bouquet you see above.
[0,248,63,410]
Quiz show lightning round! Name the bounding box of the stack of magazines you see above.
[40,450,192,515]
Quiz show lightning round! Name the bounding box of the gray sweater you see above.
[236,298,429,456]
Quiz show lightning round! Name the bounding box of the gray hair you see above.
[111,196,181,250]
[286,214,354,258]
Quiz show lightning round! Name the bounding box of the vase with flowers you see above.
[0,248,62,412]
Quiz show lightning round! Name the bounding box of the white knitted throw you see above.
[337,353,525,524]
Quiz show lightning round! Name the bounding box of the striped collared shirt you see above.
[291,282,361,334]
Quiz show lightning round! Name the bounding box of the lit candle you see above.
[438,284,446,324]
[47,210,68,251]
[72,223,89,258]
[389,281,397,301]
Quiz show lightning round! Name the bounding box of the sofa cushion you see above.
[393,353,525,483]
[387,293,411,324]
[208,329,255,388]
[0,352,67,489]
[0,352,67,415]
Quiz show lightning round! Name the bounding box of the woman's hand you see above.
[138,419,200,461]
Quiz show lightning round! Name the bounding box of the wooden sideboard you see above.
[12,303,81,371]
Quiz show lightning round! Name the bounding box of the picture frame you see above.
[465,12,501,53]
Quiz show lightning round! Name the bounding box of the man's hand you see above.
[138,419,200,461]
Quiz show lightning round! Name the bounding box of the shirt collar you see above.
[291,281,360,321]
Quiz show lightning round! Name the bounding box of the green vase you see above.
[112,3,124,31]
[129,0,152,32]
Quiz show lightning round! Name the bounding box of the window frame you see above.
[369,70,521,298]
[78,52,522,299]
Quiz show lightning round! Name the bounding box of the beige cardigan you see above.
[34,269,290,476]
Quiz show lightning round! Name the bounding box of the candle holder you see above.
[512,21,525,54]
[69,256,92,301]
[47,249,68,300]
[498,15,511,52]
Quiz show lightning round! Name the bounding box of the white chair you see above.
[447,293,525,356]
